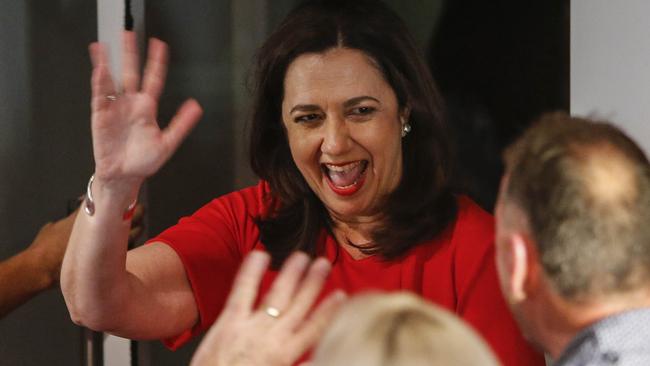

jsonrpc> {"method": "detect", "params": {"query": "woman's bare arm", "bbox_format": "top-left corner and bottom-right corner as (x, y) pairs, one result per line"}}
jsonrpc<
(60, 31), (202, 338)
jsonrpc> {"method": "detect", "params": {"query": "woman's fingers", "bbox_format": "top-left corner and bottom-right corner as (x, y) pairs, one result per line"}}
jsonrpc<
(291, 290), (347, 354)
(91, 65), (116, 112)
(92, 33), (167, 99)
(141, 38), (169, 100)
(260, 252), (311, 314)
(223, 251), (271, 317)
(122, 31), (140, 93)
(193, 252), (343, 366)
(161, 99), (203, 158)
(281, 258), (332, 328)
(89, 43), (117, 112)
(89, 42), (108, 68)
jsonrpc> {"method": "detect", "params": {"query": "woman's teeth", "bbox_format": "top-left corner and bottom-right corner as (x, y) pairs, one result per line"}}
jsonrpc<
(324, 161), (367, 188)
(325, 161), (362, 172)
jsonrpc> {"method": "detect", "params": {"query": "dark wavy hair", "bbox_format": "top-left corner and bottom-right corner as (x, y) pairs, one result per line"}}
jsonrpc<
(250, 0), (457, 268)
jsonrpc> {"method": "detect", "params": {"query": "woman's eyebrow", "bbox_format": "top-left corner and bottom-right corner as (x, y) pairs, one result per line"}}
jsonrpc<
(344, 96), (380, 108)
(289, 104), (321, 114)
(289, 96), (380, 114)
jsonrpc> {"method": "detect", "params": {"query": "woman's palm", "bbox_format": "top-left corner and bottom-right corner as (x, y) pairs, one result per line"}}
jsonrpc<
(89, 32), (202, 182)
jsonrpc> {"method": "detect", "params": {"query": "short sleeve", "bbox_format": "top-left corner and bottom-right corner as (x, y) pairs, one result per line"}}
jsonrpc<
(452, 196), (545, 366)
(147, 182), (269, 349)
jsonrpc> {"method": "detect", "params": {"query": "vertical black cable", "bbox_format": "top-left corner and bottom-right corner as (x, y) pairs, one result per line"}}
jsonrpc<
(125, 0), (133, 30)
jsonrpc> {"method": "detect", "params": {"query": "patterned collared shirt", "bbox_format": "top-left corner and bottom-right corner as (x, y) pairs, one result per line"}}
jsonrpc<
(554, 307), (650, 366)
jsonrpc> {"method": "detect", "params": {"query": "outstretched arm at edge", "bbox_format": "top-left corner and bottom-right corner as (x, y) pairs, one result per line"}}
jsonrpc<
(60, 31), (202, 339)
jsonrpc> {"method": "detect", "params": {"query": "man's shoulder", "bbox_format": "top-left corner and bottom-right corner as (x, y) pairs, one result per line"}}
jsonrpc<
(557, 307), (650, 366)
(596, 308), (650, 365)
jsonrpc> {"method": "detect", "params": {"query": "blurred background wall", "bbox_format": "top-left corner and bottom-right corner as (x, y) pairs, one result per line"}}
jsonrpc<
(0, 1), (94, 365)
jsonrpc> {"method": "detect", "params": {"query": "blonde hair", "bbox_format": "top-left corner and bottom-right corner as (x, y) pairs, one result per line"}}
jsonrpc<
(312, 292), (500, 366)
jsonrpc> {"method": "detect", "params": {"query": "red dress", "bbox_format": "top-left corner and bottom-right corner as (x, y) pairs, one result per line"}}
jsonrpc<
(150, 181), (544, 366)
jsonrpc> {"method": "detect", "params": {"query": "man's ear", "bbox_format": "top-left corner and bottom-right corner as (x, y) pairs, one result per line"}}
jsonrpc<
(504, 233), (539, 303)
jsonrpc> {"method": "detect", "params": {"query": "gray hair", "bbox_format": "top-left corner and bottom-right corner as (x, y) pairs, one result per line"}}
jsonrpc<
(503, 112), (650, 300)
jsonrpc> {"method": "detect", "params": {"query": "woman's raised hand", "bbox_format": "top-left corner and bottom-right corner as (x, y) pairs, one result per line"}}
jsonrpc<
(89, 31), (202, 186)
(190, 251), (347, 366)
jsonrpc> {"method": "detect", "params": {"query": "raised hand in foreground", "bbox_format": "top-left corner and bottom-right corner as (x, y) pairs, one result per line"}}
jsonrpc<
(190, 251), (347, 366)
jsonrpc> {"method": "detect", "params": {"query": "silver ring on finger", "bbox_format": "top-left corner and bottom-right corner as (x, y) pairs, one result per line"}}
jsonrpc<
(106, 94), (118, 101)
(265, 306), (281, 319)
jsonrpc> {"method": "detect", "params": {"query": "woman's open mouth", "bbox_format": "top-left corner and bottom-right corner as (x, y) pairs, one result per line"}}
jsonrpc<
(322, 160), (369, 196)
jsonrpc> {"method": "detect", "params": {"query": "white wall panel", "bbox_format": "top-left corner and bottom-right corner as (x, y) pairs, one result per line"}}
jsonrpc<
(571, 0), (650, 153)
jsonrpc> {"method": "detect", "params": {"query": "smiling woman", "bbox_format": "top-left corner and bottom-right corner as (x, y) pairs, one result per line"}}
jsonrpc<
(60, 0), (545, 365)
(282, 49), (405, 237)
(251, 2), (456, 264)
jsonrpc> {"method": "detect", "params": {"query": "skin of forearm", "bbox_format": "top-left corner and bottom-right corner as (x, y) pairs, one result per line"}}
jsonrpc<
(0, 248), (53, 318)
(61, 177), (140, 330)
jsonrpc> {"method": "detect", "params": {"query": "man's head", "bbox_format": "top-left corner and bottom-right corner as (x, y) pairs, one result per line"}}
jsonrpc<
(495, 112), (650, 353)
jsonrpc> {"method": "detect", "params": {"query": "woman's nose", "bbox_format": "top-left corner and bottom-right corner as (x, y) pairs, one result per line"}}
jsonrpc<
(321, 117), (352, 156)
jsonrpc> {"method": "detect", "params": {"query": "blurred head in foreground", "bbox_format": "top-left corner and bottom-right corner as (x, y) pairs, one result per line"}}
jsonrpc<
(312, 292), (499, 366)
(495, 112), (650, 360)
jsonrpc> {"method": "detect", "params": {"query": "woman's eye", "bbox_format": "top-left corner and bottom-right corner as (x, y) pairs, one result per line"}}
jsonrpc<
(294, 113), (321, 123)
(349, 106), (376, 118)
(352, 107), (375, 115)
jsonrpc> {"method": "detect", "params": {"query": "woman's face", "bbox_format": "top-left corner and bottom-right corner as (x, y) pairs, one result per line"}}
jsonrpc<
(281, 48), (405, 221)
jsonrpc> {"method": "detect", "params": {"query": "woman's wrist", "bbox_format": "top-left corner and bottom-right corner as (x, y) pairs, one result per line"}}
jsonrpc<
(88, 174), (142, 219)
